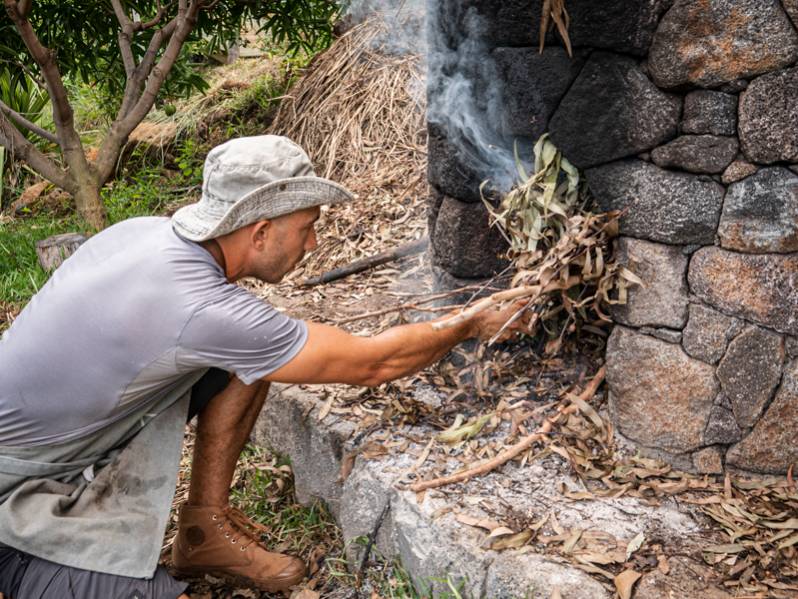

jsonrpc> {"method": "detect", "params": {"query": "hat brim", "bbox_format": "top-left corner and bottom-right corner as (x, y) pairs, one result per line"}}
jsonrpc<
(172, 176), (355, 242)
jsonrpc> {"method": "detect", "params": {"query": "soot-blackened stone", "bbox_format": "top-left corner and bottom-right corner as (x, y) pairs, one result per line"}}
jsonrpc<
(739, 66), (798, 164)
(649, 0), (798, 89)
(431, 0), (669, 55)
(431, 194), (509, 278)
(427, 122), (490, 204)
(651, 135), (739, 174)
(586, 159), (724, 245)
(492, 47), (587, 139)
(549, 52), (681, 169)
(681, 90), (738, 136)
(718, 167), (798, 253)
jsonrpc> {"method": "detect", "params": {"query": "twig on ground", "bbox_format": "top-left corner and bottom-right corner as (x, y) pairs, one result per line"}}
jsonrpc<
(408, 366), (606, 492)
(302, 237), (428, 286)
(355, 501), (391, 591)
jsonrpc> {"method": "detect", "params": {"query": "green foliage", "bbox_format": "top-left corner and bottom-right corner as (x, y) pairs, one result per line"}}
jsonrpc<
(0, 1), (341, 113)
(0, 69), (49, 140)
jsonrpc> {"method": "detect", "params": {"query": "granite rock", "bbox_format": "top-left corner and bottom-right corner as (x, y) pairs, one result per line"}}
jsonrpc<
(432, 0), (669, 55)
(681, 90), (738, 136)
(587, 160), (725, 245)
(682, 304), (743, 364)
(493, 47), (586, 139)
(704, 403), (744, 445)
(688, 247), (798, 335)
(727, 359), (798, 474)
(640, 327), (683, 344)
(648, 0), (798, 88)
(739, 66), (798, 164)
(718, 167), (798, 253)
(611, 238), (689, 329)
(787, 336), (798, 359)
(607, 326), (719, 453)
(549, 53), (680, 169)
(721, 160), (758, 185)
(783, 0), (798, 28)
(651, 135), (738, 174)
(431, 195), (509, 278)
(716, 326), (784, 428)
(692, 447), (724, 474)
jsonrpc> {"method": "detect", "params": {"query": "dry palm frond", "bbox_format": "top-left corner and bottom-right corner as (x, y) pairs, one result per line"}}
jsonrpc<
(435, 135), (640, 346)
(539, 0), (573, 57)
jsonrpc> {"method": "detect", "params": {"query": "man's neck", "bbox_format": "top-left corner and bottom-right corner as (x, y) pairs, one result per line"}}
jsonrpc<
(200, 239), (229, 279)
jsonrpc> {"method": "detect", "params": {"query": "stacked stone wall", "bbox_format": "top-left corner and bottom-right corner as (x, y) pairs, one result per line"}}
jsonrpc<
(427, 0), (798, 474)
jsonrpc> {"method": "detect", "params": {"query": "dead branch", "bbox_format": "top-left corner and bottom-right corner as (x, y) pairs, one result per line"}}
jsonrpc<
(0, 97), (58, 144)
(302, 237), (428, 286)
(408, 366), (606, 492)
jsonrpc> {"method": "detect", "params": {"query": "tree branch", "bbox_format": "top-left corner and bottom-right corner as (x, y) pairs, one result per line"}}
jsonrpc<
(95, 0), (203, 182)
(110, 0), (136, 79)
(0, 111), (72, 191)
(0, 98), (58, 144)
(135, 1), (167, 31)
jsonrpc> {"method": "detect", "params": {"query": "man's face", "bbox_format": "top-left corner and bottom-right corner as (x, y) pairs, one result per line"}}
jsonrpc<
(251, 206), (320, 283)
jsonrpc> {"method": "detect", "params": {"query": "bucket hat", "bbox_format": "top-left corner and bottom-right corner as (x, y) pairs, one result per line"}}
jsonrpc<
(172, 135), (354, 241)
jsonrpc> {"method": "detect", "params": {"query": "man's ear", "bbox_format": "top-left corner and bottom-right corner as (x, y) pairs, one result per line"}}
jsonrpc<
(250, 220), (272, 249)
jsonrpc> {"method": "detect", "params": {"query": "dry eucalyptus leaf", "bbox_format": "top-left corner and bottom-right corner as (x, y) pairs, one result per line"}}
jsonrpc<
(491, 529), (533, 550)
(625, 532), (645, 560)
(614, 569), (642, 599)
(455, 513), (503, 532)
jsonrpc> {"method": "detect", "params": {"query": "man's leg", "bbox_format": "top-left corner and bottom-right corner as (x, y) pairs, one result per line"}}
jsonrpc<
(172, 376), (306, 592)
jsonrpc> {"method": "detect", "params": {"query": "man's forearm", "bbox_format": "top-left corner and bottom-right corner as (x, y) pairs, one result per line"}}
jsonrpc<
(364, 314), (477, 385)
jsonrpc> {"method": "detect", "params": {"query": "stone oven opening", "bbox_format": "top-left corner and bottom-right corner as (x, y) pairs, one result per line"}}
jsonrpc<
(426, 0), (798, 476)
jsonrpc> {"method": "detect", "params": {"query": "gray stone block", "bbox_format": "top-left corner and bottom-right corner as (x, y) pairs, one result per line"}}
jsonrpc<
(704, 403), (744, 446)
(431, 195), (510, 278)
(611, 237), (689, 329)
(681, 90), (738, 136)
(689, 247), (798, 336)
(651, 135), (738, 174)
(649, 0), (798, 88)
(739, 66), (798, 164)
(727, 358), (798, 474)
(716, 326), (784, 429)
(549, 53), (681, 169)
(721, 160), (758, 185)
(586, 159), (725, 245)
(427, 122), (491, 204)
(607, 326), (718, 453)
(719, 167), (798, 253)
(682, 304), (743, 365)
(492, 47), (587, 139)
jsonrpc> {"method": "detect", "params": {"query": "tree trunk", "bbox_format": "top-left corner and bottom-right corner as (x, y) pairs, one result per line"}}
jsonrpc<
(35, 232), (87, 271)
(71, 170), (107, 230)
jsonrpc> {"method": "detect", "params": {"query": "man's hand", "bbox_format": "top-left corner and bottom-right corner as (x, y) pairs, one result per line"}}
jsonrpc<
(469, 300), (531, 343)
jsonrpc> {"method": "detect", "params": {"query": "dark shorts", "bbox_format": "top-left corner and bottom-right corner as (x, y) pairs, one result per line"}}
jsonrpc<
(187, 367), (231, 422)
(0, 547), (187, 599)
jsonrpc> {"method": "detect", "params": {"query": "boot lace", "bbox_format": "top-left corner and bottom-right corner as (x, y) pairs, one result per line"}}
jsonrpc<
(221, 506), (270, 552)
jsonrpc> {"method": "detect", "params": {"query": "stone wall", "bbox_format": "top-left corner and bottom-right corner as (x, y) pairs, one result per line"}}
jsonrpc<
(427, 0), (798, 474)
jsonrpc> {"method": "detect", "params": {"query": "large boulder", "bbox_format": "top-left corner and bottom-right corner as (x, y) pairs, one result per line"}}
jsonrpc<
(718, 167), (798, 253)
(681, 304), (743, 365)
(648, 0), (798, 88)
(716, 326), (784, 428)
(681, 90), (738, 136)
(739, 66), (798, 164)
(688, 247), (798, 336)
(610, 238), (689, 329)
(431, 195), (509, 278)
(607, 326), (719, 453)
(431, 0), (669, 55)
(651, 135), (738, 174)
(492, 47), (587, 139)
(427, 122), (496, 204)
(586, 160), (725, 245)
(549, 53), (681, 169)
(726, 359), (798, 473)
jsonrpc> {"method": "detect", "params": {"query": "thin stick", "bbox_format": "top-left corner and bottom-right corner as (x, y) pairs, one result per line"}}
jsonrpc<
(409, 366), (606, 492)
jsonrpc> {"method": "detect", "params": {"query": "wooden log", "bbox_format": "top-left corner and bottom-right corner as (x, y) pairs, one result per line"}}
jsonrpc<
(35, 232), (87, 272)
(302, 237), (429, 286)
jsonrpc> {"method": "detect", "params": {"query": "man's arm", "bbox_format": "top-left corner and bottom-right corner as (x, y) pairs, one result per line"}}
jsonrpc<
(264, 305), (521, 387)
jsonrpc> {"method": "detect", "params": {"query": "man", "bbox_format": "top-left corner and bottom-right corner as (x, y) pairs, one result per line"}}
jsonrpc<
(0, 135), (521, 598)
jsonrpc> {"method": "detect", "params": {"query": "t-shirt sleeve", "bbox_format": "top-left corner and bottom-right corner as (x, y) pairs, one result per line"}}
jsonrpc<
(176, 287), (308, 384)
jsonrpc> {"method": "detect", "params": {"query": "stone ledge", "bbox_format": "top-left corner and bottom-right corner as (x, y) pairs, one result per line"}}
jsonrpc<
(253, 383), (710, 597)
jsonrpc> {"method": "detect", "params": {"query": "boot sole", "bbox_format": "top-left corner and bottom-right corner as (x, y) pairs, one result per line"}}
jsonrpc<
(172, 565), (304, 593)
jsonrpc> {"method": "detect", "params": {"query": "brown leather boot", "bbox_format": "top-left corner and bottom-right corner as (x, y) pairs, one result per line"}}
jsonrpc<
(171, 503), (306, 592)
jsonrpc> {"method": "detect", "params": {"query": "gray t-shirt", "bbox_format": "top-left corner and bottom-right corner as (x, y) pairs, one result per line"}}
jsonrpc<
(0, 217), (307, 447)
